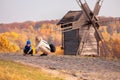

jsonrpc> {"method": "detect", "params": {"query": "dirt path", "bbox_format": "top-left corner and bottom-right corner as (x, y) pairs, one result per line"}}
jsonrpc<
(0, 53), (120, 80)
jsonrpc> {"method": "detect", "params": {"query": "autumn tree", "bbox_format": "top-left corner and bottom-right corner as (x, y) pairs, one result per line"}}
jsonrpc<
(0, 34), (19, 53)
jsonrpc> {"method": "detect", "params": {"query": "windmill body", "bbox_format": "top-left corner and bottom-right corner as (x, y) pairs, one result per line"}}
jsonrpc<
(57, 0), (106, 56)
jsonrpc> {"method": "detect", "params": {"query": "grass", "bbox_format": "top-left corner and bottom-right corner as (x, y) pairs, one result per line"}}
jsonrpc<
(0, 59), (64, 80)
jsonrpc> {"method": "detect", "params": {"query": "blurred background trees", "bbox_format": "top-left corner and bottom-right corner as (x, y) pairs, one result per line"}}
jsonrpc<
(0, 34), (19, 53)
(0, 19), (120, 58)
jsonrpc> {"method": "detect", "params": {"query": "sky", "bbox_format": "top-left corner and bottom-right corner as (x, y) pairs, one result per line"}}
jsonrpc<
(0, 0), (120, 23)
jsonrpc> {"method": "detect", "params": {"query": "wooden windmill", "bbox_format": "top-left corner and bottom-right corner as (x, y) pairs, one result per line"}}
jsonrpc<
(57, 0), (110, 56)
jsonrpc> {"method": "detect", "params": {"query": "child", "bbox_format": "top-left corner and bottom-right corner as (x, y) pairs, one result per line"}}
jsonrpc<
(23, 40), (33, 56)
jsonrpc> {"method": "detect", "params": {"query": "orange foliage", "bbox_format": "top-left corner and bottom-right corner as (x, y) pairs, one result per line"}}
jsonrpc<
(101, 26), (110, 41)
(0, 21), (62, 54)
(38, 23), (62, 46)
(106, 37), (120, 58)
(101, 25), (120, 58)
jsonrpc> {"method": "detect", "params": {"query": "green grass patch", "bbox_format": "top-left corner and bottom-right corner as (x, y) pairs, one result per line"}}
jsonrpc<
(0, 59), (64, 80)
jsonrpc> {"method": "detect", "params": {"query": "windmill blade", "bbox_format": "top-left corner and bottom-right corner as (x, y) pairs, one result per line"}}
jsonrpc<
(94, 23), (112, 56)
(77, 0), (93, 20)
(94, 26), (103, 41)
(76, 0), (101, 25)
(93, 0), (104, 16)
(76, 0), (111, 56)
(76, 0), (99, 27)
(76, 0), (103, 40)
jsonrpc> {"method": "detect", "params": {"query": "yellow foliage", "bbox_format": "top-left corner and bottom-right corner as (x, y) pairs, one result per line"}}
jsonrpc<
(101, 27), (110, 41)
(55, 46), (64, 55)
(3, 32), (10, 36)
(40, 24), (47, 29)
(0, 23), (62, 54)
(11, 32), (19, 38)
(100, 25), (120, 58)
(32, 46), (35, 54)
(0, 34), (20, 53)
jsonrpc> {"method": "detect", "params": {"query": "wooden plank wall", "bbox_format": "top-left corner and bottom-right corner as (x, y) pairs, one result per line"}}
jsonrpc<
(80, 27), (98, 55)
(64, 29), (79, 55)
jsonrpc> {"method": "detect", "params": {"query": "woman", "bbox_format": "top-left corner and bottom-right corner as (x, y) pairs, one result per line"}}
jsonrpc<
(35, 36), (56, 56)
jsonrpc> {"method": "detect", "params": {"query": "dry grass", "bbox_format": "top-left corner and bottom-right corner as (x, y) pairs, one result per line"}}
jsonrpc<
(0, 59), (64, 80)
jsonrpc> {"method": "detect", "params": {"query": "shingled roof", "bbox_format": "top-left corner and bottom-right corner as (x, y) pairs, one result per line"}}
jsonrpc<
(57, 10), (83, 25)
